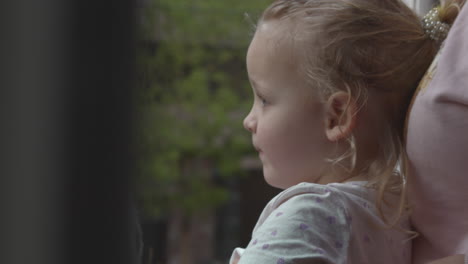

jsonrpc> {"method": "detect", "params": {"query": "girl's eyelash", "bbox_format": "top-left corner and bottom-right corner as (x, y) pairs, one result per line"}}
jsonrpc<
(256, 93), (268, 105)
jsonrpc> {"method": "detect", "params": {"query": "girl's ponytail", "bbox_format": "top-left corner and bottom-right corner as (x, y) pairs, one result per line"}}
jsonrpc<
(439, 0), (465, 25)
(423, 0), (466, 46)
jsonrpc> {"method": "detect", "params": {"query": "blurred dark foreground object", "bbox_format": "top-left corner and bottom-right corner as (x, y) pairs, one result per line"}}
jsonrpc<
(0, 0), (140, 264)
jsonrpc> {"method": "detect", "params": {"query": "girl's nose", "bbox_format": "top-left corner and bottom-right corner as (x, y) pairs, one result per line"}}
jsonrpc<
(243, 110), (257, 133)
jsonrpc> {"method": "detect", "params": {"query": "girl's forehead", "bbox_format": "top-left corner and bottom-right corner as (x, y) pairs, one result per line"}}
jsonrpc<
(247, 39), (293, 85)
(249, 22), (298, 65)
(247, 23), (321, 100)
(248, 21), (317, 89)
(256, 20), (296, 46)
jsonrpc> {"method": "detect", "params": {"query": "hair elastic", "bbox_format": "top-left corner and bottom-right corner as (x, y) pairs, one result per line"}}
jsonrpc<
(422, 7), (451, 45)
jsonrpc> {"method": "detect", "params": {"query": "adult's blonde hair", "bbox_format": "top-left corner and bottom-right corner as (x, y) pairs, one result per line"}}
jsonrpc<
(257, 0), (465, 229)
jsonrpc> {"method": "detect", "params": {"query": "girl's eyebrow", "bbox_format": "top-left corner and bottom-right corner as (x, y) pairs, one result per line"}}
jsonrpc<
(249, 77), (261, 90)
(249, 78), (268, 99)
(249, 79), (263, 97)
(248, 77), (256, 86)
(249, 76), (269, 96)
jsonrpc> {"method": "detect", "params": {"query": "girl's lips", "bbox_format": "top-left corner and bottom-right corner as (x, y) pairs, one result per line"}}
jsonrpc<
(258, 151), (264, 162)
(254, 146), (263, 159)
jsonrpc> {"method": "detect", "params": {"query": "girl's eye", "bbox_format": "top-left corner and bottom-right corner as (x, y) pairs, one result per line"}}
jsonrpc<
(257, 94), (268, 106)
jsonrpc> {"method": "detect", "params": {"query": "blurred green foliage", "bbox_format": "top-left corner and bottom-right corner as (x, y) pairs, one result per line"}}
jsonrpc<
(136, 0), (270, 218)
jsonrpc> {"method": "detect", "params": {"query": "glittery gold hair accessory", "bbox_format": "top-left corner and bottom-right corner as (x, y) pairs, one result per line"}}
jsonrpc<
(422, 7), (451, 45)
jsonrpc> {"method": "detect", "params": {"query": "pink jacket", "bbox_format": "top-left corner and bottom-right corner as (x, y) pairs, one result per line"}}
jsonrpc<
(406, 5), (468, 264)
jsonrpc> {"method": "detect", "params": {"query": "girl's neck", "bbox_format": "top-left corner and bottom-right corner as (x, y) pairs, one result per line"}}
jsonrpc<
(342, 174), (369, 183)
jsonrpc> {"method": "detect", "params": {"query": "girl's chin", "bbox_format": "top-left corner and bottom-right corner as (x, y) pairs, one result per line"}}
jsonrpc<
(263, 170), (320, 189)
(263, 173), (291, 190)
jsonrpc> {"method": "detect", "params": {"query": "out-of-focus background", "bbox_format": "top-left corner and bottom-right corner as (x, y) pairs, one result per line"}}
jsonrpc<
(134, 1), (280, 263)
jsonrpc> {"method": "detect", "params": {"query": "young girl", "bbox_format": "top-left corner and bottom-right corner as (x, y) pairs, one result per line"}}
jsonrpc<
(230, 0), (462, 263)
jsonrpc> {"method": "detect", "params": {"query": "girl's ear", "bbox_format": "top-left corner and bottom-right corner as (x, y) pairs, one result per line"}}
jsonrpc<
(324, 91), (357, 142)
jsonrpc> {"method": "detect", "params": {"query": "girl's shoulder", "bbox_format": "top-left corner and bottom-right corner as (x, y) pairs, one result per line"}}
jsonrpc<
(269, 181), (376, 211)
(254, 182), (372, 230)
(244, 183), (355, 264)
(255, 181), (403, 232)
(241, 182), (411, 264)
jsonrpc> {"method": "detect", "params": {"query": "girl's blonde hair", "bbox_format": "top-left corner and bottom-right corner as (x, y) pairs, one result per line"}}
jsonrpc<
(257, 0), (465, 230)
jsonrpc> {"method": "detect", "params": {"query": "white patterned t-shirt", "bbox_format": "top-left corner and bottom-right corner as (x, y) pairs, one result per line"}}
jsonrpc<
(230, 181), (411, 264)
